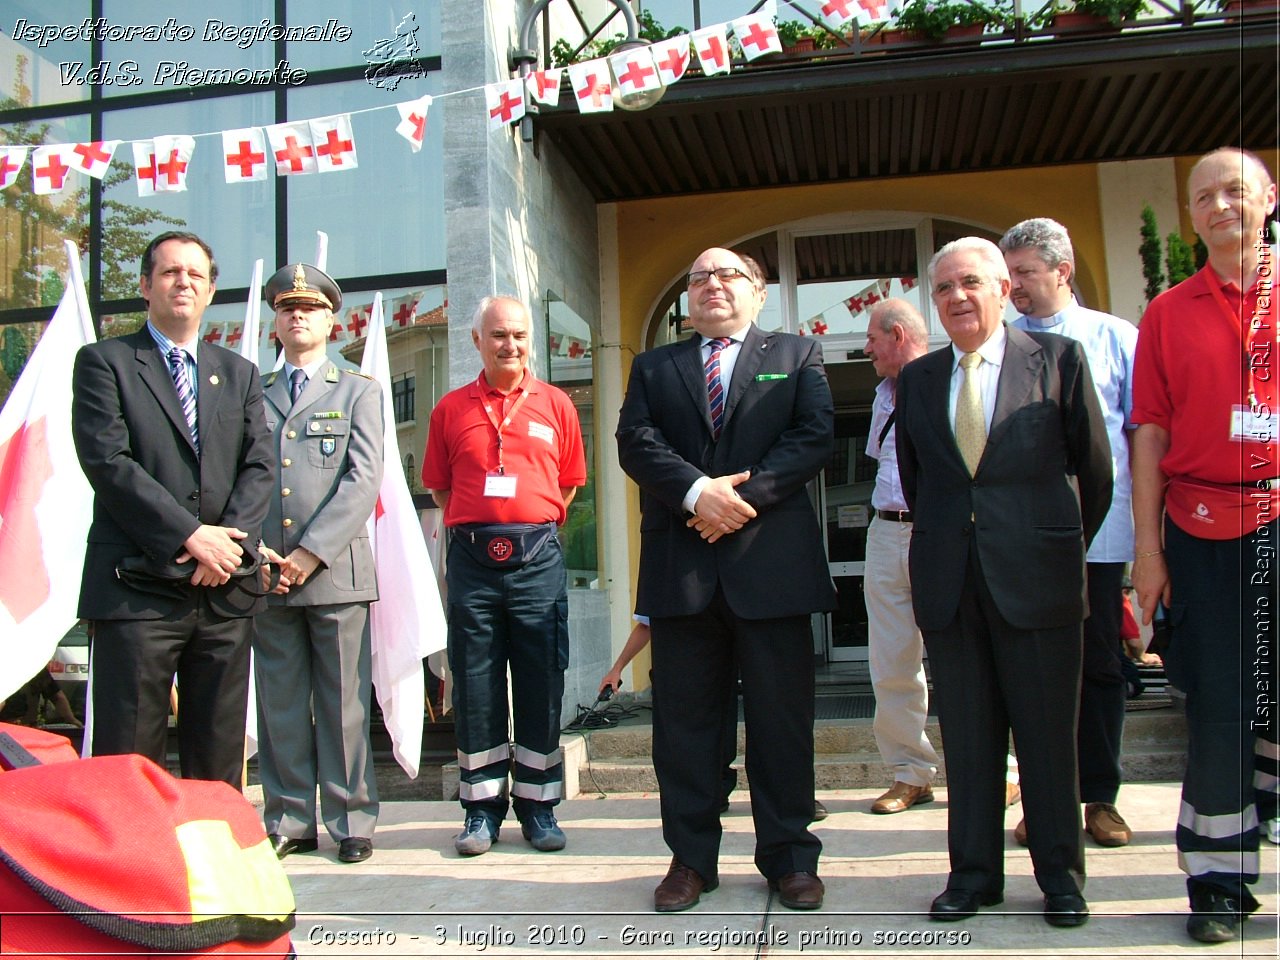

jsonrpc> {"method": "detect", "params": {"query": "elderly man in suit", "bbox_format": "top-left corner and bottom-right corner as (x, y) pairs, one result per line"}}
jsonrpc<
(616, 247), (836, 913)
(254, 264), (384, 864)
(71, 231), (275, 787)
(895, 237), (1111, 927)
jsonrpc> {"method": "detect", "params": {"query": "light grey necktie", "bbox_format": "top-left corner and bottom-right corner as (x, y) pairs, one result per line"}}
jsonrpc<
(955, 351), (985, 474)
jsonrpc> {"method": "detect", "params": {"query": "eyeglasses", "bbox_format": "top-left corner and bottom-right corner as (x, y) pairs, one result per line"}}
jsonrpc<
(931, 276), (989, 298)
(687, 266), (752, 287)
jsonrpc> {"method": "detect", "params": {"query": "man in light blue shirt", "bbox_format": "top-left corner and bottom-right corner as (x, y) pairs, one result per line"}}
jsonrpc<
(1000, 218), (1138, 849)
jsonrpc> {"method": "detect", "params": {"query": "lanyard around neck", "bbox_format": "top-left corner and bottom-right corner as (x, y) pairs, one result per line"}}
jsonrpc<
(477, 374), (531, 475)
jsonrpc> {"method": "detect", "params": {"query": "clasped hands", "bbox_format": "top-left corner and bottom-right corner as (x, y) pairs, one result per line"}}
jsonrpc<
(258, 544), (321, 595)
(687, 471), (756, 543)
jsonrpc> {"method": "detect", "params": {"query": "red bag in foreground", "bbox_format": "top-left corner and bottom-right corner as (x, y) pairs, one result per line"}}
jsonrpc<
(0, 723), (295, 958)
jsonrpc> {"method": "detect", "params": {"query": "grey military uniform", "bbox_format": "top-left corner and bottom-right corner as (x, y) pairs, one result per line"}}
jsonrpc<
(254, 359), (385, 844)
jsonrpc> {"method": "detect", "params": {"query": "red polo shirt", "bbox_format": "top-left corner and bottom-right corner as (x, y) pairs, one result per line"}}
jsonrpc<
(1132, 263), (1278, 538)
(421, 371), (587, 527)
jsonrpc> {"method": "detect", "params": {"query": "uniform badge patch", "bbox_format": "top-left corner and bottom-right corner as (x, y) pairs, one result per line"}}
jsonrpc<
(320, 437), (337, 456)
(487, 536), (514, 563)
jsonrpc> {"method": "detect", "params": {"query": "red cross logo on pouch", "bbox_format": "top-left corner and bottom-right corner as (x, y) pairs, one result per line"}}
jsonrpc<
(487, 536), (514, 563)
(738, 22), (776, 53)
(812, 319), (829, 336)
(575, 72), (609, 108)
(275, 136), (313, 173)
(699, 35), (727, 68)
(615, 57), (655, 91)
(316, 128), (354, 165)
(226, 139), (265, 178)
(156, 149), (187, 185)
(489, 91), (523, 124)
(35, 153), (70, 191)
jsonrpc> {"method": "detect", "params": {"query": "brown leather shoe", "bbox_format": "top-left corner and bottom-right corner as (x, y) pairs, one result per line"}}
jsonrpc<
(1013, 817), (1028, 846)
(871, 781), (934, 814)
(1085, 802), (1132, 847)
(770, 871), (824, 910)
(654, 859), (716, 912)
(1005, 782), (1022, 807)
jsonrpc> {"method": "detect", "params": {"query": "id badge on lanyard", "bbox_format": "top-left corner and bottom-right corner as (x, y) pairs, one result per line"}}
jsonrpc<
(479, 376), (530, 497)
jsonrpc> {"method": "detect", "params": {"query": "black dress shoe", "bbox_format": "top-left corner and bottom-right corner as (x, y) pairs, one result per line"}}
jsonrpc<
(338, 837), (373, 863)
(1043, 892), (1089, 927)
(268, 834), (318, 859)
(928, 888), (1002, 921)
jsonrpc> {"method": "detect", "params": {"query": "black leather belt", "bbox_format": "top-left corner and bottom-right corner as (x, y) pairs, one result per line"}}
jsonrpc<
(876, 509), (913, 523)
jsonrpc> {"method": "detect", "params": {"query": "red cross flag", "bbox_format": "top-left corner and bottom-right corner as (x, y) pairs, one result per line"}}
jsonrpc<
(526, 68), (563, 107)
(691, 25), (732, 76)
(132, 141), (160, 198)
(394, 95), (432, 153)
(855, 0), (893, 25)
(820, 0), (859, 28)
(222, 127), (269, 183)
(202, 326), (224, 345)
(265, 120), (317, 176)
(0, 147), (28, 190)
(310, 114), (358, 172)
(610, 46), (661, 97)
(485, 78), (526, 130)
(150, 135), (194, 194)
(30, 145), (77, 196)
(732, 14), (781, 61)
(390, 292), (422, 328)
(0, 240), (96, 703)
(224, 322), (244, 349)
(66, 140), (120, 180)
(651, 35), (692, 86)
(567, 60), (614, 114)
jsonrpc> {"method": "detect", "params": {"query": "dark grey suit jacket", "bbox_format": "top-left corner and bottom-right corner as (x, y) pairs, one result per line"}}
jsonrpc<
(895, 325), (1112, 632)
(616, 325), (838, 621)
(72, 327), (276, 620)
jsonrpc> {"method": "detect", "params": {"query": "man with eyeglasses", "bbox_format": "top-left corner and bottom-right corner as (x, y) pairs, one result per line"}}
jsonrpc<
(617, 247), (836, 913)
(895, 237), (1111, 928)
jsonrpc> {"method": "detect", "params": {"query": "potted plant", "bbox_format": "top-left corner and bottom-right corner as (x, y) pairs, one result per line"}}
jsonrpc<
(1052, 0), (1146, 30)
(891, 0), (1008, 41)
(776, 20), (818, 52)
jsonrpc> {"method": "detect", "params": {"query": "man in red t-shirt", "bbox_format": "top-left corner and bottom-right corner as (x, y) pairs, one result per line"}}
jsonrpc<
(420, 296), (586, 857)
(1131, 147), (1279, 944)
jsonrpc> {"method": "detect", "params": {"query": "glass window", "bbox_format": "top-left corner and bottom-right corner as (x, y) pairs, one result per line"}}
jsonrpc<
(3, 0), (91, 107)
(99, 94), (275, 303)
(100, 0), (277, 97)
(0, 113), (92, 310)
(286, 0), (440, 71)
(391, 371), (415, 423)
(285, 77), (444, 278)
(794, 229), (919, 339)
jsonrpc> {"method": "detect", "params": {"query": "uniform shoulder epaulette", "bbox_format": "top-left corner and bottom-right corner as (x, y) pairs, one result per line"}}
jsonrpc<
(343, 369), (374, 380)
(263, 370), (280, 387)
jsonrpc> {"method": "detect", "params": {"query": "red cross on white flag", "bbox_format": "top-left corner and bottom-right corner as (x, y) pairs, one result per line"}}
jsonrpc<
(820, 0), (858, 28)
(811, 317), (829, 335)
(526, 68), (563, 107)
(132, 141), (160, 198)
(566, 60), (614, 114)
(855, 0), (893, 25)
(66, 140), (120, 179)
(222, 127), (269, 183)
(485, 78), (527, 130)
(0, 147), (28, 190)
(149, 135), (194, 193)
(731, 14), (781, 61)
(224, 323), (243, 348)
(394, 95), (432, 153)
(391, 292), (422, 328)
(610, 46), (661, 96)
(650, 36), (692, 86)
(31, 145), (76, 195)
(310, 114), (358, 172)
(202, 326), (224, 345)
(265, 121), (318, 176)
(691, 25), (732, 76)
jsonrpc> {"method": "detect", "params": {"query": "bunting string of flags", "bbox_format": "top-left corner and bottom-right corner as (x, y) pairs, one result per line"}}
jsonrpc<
(0, 4), (902, 194)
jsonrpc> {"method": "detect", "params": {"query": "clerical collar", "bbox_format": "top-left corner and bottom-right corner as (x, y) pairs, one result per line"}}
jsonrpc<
(1019, 299), (1076, 329)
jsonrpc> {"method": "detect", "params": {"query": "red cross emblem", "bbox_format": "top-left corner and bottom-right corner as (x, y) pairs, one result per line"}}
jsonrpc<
(845, 295), (865, 313)
(348, 310), (369, 337)
(0, 153), (21, 184)
(275, 135), (314, 173)
(136, 154), (158, 190)
(823, 0), (855, 17)
(35, 153), (70, 190)
(487, 536), (514, 563)
(575, 72), (609, 107)
(316, 128), (354, 165)
(329, 324), (341, 342)
(202, 327), (223, 344)
(615, 57), (655, 91)
(406, 112), (426, 142)
(226, 139), (266, 178)
(225, 326), (243, 347)
(900, 276), (917, 291)
(738, 22), (776, 52)
(531, 71), (558, 100)
(489, 91), (523, 124)
(699, 35), (727, 68)
(863, 290), (881, 307)
(858, 0), (887, 16)
(156, 149), (187, 186)
(73, 141), (112, 169)
(567, 340), (585, 359)
(656, 47), (688, 77)
(393, 301), (414, 327)
(549, 334), (561, 352)
(812, 319), (829, 336)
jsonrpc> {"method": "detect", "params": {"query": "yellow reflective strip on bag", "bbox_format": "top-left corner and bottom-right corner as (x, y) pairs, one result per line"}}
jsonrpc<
(176, 820), (295, 923)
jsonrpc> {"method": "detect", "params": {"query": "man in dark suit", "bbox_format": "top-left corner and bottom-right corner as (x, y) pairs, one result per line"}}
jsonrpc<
(72, 231), (275, 787)
(616, 247), (836, 913)
(254, 264), (383, 864)
(895, 237), (1111, 927)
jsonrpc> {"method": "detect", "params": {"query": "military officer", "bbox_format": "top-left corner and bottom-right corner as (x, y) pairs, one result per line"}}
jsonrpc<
(255, 263), (385, 864)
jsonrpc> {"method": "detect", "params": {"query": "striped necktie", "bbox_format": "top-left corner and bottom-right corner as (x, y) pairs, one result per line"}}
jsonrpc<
(705, 337), (731, 438)
(166, 346), (199, 453)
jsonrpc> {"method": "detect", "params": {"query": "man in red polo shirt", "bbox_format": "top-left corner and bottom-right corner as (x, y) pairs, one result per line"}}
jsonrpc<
(1132, 147), (1278, 943)
(421, 295), (586, 857)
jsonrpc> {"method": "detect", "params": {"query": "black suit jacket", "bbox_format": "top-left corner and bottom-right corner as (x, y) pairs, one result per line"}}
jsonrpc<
(616, 326), (838, 620)
(895, 325), (1112, 632)
(71, 327), (276, 620)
